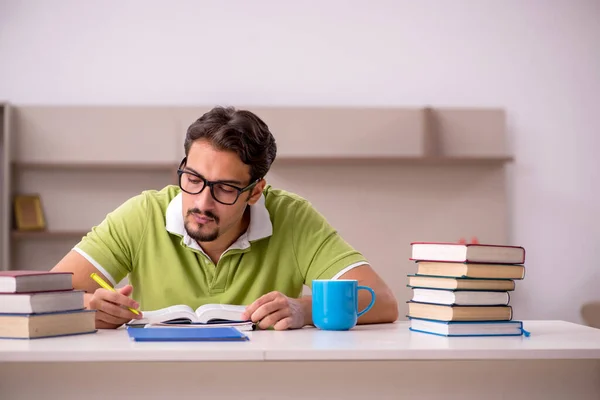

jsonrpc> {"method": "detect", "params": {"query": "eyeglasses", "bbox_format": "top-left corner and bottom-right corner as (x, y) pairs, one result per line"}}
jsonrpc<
(176, 158), (260, 205)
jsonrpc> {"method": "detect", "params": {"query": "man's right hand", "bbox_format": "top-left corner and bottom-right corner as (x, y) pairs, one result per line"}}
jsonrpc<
(87, 284), (143, 329)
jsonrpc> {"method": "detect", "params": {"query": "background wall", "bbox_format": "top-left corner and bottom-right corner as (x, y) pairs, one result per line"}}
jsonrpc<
(1, 0), (599, 324)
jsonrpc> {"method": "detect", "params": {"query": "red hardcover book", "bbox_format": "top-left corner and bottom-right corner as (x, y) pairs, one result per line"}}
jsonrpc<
(410, 242), (525, 264)
(0, 271), (73, 293)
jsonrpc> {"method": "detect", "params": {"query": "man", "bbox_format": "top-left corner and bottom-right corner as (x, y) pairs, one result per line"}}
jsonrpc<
(51, 106), (399, 330)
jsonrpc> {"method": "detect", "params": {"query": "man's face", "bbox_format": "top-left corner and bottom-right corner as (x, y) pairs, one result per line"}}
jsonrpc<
(181, 139), (263, 243)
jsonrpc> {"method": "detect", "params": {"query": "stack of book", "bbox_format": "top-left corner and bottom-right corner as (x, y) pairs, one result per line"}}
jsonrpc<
(0, 271), (97, 339)
(406, 241), (529, 337)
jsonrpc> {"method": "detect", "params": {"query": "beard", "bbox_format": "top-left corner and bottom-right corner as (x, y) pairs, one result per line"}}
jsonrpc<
(184, 208), (220, 242)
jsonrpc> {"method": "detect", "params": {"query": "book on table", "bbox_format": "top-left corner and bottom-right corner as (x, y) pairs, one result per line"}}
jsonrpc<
(0, 270), (97, 339)
(408, 317), (526, 337)
(130, 303), (255, 330)
(126, 326), (249, 342)
(410, 242), (525, 264)
(407, 241), (527, 336)
(0, 309), (97, 339)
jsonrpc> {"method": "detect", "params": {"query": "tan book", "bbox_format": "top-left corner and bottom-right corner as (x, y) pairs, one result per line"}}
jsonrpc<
(416, 262), (525, 280)
(407, 275), (516, 291)
(0, 309), (96, 339)
(408, 301), (513, 321)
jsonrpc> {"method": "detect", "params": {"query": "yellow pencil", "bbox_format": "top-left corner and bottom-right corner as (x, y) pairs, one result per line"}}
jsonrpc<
(90, 272), (140, 315)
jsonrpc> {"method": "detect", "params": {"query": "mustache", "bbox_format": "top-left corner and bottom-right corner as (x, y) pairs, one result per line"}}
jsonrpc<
(187, 208), (219, 223)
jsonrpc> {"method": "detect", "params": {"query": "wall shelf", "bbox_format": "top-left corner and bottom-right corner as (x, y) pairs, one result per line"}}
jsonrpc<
(1, 104), (514, 274)
(12, 162), (179, 171)
(12, 156), (514, 171)
(11, 230), (88, 240)
(273, 155), (514, 166)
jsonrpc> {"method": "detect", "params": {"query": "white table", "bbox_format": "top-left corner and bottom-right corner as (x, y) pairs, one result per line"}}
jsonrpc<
(1, 320), (599, 399)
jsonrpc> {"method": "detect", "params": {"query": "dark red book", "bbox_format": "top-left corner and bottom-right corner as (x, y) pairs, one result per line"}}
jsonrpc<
(0, 271), (73, 293)
(410, 242), (525, 264)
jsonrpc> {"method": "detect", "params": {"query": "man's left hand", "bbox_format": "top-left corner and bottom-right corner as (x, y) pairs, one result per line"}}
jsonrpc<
(242, 291), (309, 330)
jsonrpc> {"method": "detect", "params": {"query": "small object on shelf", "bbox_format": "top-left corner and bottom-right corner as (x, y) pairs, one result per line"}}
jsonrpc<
(13, 194), (46, 231)
(458, 236), (479, 244)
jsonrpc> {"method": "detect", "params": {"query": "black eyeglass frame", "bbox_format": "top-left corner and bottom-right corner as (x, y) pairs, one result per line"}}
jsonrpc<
(176, 157), (261, 205)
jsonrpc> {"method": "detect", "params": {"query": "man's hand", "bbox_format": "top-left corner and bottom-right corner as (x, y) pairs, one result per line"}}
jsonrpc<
(87, 284), (143, 329)
(242, 291), (311, 330)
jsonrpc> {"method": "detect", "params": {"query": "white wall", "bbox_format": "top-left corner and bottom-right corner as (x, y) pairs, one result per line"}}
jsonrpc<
(1, 0), (599, 324)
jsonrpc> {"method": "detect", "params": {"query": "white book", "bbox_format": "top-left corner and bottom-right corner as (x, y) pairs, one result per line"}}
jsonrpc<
(0, 290), (84, 314)
(411, 288), (510, 306)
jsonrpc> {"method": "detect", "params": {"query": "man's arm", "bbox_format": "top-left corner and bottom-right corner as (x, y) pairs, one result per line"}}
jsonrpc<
(53, 251), (108, 300)
(51, 251), (141, 329)
(242, 264), (398, 329)
(243, 199), (399, 329)
(289, 264), (399, 327)
(336, 264), (399, 324)
(50, 193), (149, 328)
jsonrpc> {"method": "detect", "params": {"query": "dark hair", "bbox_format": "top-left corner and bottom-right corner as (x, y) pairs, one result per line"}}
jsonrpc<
(184, 106), (277, 182)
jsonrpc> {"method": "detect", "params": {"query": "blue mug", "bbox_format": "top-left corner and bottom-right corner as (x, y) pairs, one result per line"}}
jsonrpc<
(312, 279), (376, 330)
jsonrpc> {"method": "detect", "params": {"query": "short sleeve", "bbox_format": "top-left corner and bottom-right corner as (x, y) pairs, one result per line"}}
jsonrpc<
(292, 200), (368, 288)
(74, 193), (148, 285)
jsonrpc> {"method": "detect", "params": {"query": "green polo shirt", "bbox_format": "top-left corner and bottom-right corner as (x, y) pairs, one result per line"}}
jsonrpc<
(74, 185), (368, 311)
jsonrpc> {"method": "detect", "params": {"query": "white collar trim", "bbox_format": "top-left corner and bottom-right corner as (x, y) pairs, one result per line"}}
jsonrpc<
(165, 192), (273, 254)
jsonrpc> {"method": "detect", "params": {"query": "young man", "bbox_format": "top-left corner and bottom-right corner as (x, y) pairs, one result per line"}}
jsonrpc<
(51, 106), (399, 330)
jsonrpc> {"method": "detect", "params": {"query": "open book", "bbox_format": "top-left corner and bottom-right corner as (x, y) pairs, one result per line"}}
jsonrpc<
(130, 304), (254, 330)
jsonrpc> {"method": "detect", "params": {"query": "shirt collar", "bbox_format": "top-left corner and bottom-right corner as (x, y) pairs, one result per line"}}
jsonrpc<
(165, 191), (273, 253)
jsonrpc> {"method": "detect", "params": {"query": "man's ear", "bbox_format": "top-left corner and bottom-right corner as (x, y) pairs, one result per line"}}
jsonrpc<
(247, 179), (266, 205)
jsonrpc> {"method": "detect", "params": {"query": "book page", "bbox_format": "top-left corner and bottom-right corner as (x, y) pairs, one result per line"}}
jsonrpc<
(194, 304), (247, 323)
(135, 305), (196, 324)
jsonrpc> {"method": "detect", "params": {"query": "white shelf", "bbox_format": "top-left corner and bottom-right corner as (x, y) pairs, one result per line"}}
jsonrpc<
(3, 105), (514, 285)
(11, 230), (88, 240)
(273, 155), (514, 166)
(12, 161), (179, 171)
(11, 156), (514, 171)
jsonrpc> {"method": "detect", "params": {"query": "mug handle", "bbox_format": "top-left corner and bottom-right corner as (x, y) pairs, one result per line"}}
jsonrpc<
(357, 286), (376, 317)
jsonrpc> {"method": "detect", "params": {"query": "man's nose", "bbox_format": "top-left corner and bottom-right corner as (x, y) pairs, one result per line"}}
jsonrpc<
(194, 185), (216, 209)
